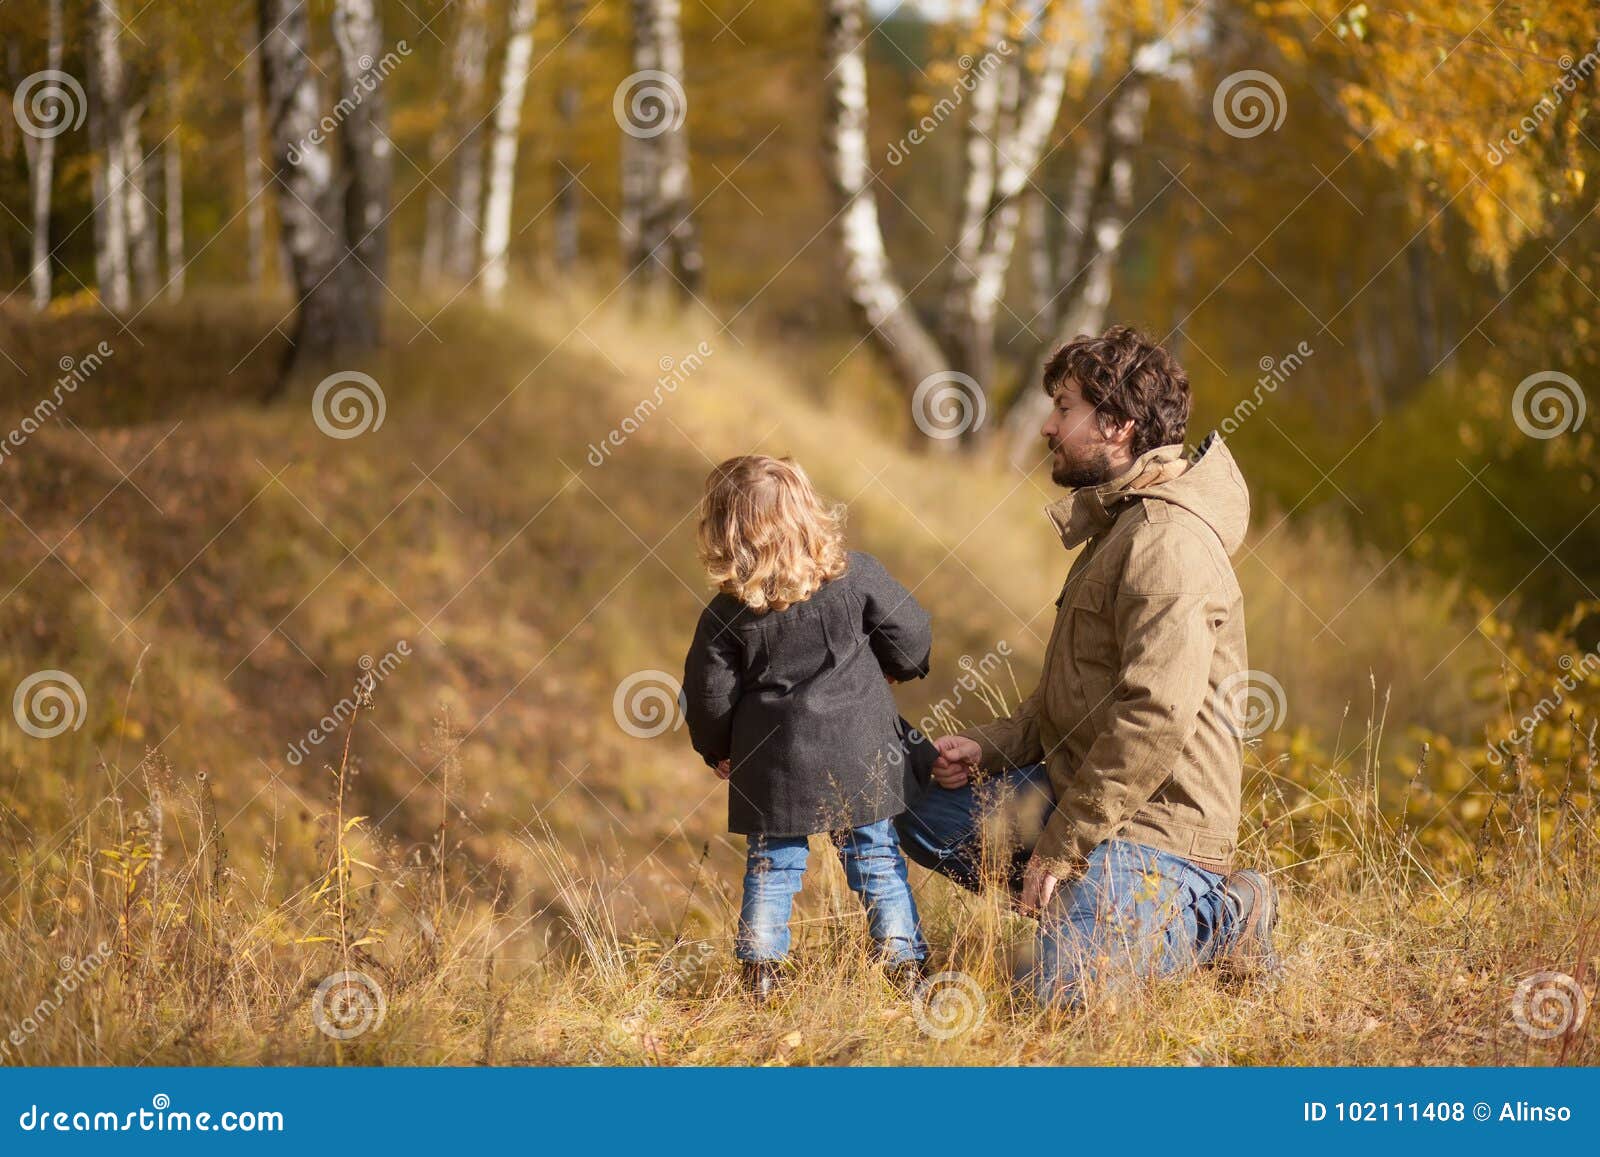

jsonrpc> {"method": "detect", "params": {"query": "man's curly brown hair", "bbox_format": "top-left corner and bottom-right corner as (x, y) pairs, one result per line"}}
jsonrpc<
(1042, 325), (1191, 457)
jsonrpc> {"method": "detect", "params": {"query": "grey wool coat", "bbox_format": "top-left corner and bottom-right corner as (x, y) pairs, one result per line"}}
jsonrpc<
(683, 551), (935, 837)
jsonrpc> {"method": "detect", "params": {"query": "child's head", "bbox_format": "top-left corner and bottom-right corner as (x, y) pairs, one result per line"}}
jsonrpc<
(697, 455), (847, 612)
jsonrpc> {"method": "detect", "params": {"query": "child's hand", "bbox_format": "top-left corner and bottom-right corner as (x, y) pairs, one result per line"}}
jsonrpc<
(715, 758), (732, 779)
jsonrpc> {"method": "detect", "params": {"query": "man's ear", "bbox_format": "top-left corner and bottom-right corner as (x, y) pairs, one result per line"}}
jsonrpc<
(1107, 418), (1137, 452)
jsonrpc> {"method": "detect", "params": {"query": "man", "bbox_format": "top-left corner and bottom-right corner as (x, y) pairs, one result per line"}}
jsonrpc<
(897, 324), (1281, 1006)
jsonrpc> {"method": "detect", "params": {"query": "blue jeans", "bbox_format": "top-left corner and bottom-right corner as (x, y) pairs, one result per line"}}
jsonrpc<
(736, 819), (928, 965)
(896, 763), (1238, 1006)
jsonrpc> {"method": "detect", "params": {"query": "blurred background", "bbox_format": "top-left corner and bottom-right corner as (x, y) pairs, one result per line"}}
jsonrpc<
(0, 0), (1596, 1063)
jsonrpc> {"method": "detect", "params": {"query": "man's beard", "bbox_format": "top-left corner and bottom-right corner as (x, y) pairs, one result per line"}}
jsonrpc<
(1050, 442), (1116, 489)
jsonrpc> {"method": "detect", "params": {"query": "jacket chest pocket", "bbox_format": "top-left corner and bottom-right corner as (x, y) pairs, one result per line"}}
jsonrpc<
(1063, 577), (1118, 732)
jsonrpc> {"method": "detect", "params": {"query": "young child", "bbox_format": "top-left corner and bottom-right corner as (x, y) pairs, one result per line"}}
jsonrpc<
(682, 455), (934, 1002)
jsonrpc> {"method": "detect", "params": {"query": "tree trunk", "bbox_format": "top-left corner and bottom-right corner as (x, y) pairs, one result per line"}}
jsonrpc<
(480, 0), (538, 304)
(1001, 62), (1153, 464)
(123, 102), (161, 302)
(20, 0), (65, 310)
(242, 28), (267, 287)
(332, 0), (391, 345)
(421, 0), (489, 286)
(259, 0), (349, 386)
(823, 0), (946, 396)
(552, 0), (586, 271)
(92, 0), (132, 312)
(163, 60), (185, 301)
(620, 0), (701, 296)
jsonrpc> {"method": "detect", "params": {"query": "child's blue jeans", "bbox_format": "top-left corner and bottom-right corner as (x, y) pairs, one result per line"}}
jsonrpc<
(736, 818), (928, 965)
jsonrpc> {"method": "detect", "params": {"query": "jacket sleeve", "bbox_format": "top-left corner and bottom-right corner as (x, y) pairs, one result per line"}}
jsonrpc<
(958, 688), (1045, 772)
(682, 604), (743, 769)
(1032, 523), (1221, 876)
(855, 554), (933, 681)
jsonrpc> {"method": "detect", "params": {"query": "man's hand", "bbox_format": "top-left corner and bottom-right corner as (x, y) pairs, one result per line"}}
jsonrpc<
(931, 735), (982, 789)
(1018, 853), (1061, 916)
(714, 758), (732, 780)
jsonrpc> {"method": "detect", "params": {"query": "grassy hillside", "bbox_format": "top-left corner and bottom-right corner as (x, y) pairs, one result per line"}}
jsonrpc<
(0, 292), (1592, 1065)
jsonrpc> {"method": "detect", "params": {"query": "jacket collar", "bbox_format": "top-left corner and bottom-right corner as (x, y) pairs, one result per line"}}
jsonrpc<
(1044, 443), (1188, 550)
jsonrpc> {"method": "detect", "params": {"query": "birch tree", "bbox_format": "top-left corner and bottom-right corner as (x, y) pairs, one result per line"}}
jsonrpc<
(552, 0), (587, 271)
(164, 58), (184, 301)
(259, 0), (349, 381)
(480, 0), (538, 304)
(242, 27), (267, 287)
(619, 0), (701, 296)
(92, 0), (132, 312)
(18, 0), (65, 309)
(123, 102), (161, 302)
(332, 0), (392, 345)
(420, 0), (490, 286)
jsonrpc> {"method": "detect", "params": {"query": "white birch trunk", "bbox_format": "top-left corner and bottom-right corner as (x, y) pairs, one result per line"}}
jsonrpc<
(22, 0), (64, 309)
(163, 61), (184, 301)
(824, 0), (946, 396)
(332, 0), (391, 345)
(93, 0), (132, 312)
(123, 103), (161, 302)
(480, 0), (537, 304)
(242, 28), (267, 287)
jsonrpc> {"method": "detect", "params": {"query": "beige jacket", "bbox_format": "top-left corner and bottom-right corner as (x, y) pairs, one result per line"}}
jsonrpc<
(961, 435), (1249, 876)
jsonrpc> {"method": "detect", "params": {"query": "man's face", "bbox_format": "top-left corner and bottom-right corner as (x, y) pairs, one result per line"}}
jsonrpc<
(1040, 378), (1121, 489)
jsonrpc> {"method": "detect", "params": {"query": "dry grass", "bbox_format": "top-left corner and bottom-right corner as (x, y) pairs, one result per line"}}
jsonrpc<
(0, 290), (1592, 1066)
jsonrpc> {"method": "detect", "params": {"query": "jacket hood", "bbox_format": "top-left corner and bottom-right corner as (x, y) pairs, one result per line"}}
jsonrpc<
(1046, 433), (1250, 555)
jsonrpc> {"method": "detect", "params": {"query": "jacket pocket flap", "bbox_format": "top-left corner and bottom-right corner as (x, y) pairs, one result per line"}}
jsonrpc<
(1069, 578), (1108, 612)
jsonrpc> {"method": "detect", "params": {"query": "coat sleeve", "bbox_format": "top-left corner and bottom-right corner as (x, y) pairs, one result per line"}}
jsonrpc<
(1032, 523), (1222, 875)
(682, 604), (743, 769)
(959, 688), (1045, 772)
(855, 553), (933, 681)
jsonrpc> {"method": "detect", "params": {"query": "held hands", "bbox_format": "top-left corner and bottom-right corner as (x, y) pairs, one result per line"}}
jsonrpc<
(930, 735), (982, 790)
(1017, 854), (1061, 916)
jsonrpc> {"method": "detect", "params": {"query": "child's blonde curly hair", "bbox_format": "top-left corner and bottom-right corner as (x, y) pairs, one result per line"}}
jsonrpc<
(696, 455), (848, 613)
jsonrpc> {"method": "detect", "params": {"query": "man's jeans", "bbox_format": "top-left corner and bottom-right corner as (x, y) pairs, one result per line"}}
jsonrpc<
(736, 819), (928, 965)
(896, 762), (1239, 1006)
